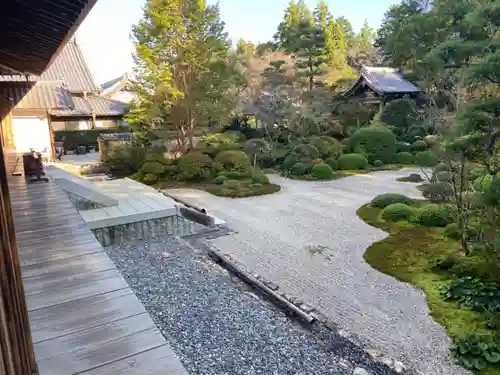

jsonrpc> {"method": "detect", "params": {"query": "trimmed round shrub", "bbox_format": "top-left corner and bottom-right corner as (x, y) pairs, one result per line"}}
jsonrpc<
(349, 125), (397, 164)
(381, 203), (416, 222)
(311, 164), (334, 180)
(215, 175), (228, 184)
(473, 174), (493, 191)
(291, 162), (309, 176)
(424, 135), (439, 147)
(434, 163), (451, 173)
(373, 160), (384, 167)
(282, 154), (300, 170)
(143, 173), (158, 185)
(411, 140), (427, 152)
(396, 141), (411, 153)
(309, 136), (341, 158)
(396, 152), (413, 164)
(421, 182), (453, 203)
(145, 153), (169, 164)
(141, 161), (164, 175)
(326, 158), (338, 170)
(397, 173), (423, 183)
(252, 173), (269, 185)
(414, 151), (438, 167)
(293, 144), (320, 159)
(312, 158), (324, 165)
(215, 150), (251, 170)
(412, 204), (456, 227)
(435, 170), (453, 182)
(177, 152), (213, 180)
(371, 193), (412, 208)
(338, 153), (368, 170)
(244, 138), (270, 157)
(444, 223), (460, 240)
(271, 148), (289, 164)
(256, 154), (276, 168)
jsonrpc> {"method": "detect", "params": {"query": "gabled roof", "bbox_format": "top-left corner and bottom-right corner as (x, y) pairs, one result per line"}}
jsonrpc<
(101, 72), (134, 97)
(0, 40), (99, 93)
(344, 66), (422, 97)
(0, 82), (71, 110)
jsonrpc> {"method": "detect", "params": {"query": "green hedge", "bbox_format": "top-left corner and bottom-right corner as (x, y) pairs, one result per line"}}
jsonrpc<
(54, 128), (128, 150)
(311, 164), (334, 180)
(396, 152), (413, 164)
(338, 153), (368, 170)
(349, 125), (397, 163)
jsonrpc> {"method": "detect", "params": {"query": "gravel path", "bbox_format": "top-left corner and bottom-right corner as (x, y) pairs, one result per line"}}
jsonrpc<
(165, 168), (469, 375)
(106, 236), (400, 375)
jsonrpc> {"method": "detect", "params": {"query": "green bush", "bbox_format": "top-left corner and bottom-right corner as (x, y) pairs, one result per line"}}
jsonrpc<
(197, 132), (243, 157)
(435, 170), (453, 182)
(349, 125), (397, 164)
(244, 138), (270, 158)
(421, 182), (453, 203)
(396, 141), (411, 153)
(252, 173), (270, 185)
(373, 160), (384, 167)
(177, 152), (213, 180)
(338, 153), (368, 170)
(271, 148), (289, 164)
(104, 143), (147, 178)
(214, 175), (228, 184)
(411, 140), (427, 152)
(397, 173), (423, 183)
(381, 203), (416, 222)
(222, 179), (241, 189)
(371, 193), (413, 208)
(309, 136), (341, 158)
(256, 154), (276, 168)
(143, 173), (158, 185)
(473, 174), (493, 191)
(444, 223), (460, 240)
(396, 152), (413, 164)
(412, 204), (456, 227)
(291, 162), (309, 176)
(293, 144), (320, 159)
(54, 128), (128, 150)
(415, 151), (438, 167)
(141, 161), (164, 175)
(282, 154), (300, 170)
(468, 166), (487, 181)
(311, 164), (334, 180)
(434, 163), (451, 173)
(144, 153), (169, 164)
(326, 158), (338, 170)
(215, 150), (251, 170)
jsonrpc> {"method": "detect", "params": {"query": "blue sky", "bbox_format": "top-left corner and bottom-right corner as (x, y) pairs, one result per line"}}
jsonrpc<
(76, 0), (398, 84)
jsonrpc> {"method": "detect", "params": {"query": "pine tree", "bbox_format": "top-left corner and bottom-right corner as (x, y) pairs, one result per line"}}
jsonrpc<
(274, 0), (313, 51)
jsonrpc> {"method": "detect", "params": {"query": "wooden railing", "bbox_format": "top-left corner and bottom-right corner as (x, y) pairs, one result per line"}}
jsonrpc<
(0, 147), (37, 375)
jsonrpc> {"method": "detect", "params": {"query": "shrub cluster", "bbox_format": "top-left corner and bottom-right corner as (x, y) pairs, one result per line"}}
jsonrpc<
(381, 203), (416, 222)
(349, 125), (397, 164)
(338, 153), (368, 170)
(371, 193), (413, 208)
(411, 204), (456, 227)
(415, 151), (438, 167)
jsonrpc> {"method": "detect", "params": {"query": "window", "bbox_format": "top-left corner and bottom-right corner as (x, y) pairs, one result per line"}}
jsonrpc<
(95, 120), (118, 129)
(50, 120), (92, 131)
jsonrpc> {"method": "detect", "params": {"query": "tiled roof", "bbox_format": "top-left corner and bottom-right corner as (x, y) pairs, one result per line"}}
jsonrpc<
(41, 39), (100, 92)
(361, 66), (421, 94)
(344, 66), (422, 97)
(0, 39), (99, 93)
(86, 96), (128, 116)
(0, 82), (71, 109)
(101, 75), (124, 91)
(49, 95), (128, 117)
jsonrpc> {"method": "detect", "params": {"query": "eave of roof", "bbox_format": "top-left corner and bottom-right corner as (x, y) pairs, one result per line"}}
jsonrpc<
(0, 0), (97, 75)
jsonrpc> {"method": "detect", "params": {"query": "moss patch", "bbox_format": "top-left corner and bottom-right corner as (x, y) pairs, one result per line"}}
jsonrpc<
(358, 203), (500, 375)
(159, 180), (281, 198)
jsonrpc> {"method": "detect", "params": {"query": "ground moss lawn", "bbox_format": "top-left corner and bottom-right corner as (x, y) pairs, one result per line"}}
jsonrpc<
(357, 202), (500, 375)
(159, 180), (281, 198)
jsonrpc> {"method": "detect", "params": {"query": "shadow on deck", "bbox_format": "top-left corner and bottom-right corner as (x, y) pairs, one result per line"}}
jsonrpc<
(9, 175), (188, 375)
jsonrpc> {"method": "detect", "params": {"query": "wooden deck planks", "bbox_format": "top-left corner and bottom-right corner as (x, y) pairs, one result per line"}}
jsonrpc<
(8, 176), (188, 375)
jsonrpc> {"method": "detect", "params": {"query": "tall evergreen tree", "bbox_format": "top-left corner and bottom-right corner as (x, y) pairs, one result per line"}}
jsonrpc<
(274, 0), (313, 50)
(128, 0), (243, 152)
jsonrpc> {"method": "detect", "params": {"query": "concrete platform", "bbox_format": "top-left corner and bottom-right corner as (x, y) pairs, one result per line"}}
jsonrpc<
(79, 179), (178, 229)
